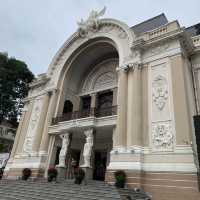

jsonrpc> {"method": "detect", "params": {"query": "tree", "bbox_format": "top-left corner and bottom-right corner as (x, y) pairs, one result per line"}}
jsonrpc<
(0, 52), (34, 125)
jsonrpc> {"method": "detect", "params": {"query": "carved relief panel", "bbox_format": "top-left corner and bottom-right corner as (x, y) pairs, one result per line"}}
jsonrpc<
(81, 59), (118, 94)
(152, 75), (168, 111)
(152, 121), (173, 151)
(149, 60), (175, 152)
(23, 97), (43, 153)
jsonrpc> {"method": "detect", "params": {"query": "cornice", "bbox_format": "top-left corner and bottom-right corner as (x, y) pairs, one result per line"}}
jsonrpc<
(131, 21), (195, 56)
(29, 74), (50, 89)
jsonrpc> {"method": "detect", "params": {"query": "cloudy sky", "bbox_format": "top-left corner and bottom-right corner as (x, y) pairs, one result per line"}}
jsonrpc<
(0, 0), (199, 75)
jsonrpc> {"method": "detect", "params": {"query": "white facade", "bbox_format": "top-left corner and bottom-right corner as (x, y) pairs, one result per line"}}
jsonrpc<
(4, 10), (200, 199)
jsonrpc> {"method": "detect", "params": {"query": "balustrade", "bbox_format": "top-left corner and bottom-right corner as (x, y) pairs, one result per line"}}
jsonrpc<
(52, 106), (117, 125)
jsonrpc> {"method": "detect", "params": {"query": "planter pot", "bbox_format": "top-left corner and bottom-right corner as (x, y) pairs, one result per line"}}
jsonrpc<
(22, 175), (29, 181)
(48, 176), (53, 182)
(115, 181), (125, 188)
(22, 168), (32, 181)
(74, 177), (84, 184)
(74, 168), (85, 184)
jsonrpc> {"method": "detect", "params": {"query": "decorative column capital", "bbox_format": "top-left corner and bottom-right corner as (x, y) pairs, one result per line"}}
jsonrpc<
(117, 62), (142, 72)
(84, 128), (94, 136)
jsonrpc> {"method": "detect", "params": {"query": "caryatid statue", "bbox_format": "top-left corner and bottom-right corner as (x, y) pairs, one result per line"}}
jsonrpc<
(81, 129), (94, 168)
(57, 133), (70, 168)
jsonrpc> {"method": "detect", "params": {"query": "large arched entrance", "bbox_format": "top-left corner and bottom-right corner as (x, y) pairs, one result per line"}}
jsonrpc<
(49, 38), (119, 180)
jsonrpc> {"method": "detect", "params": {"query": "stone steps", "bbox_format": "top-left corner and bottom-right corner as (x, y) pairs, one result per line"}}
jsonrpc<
(0, 181), (118, 197)
(0, 179), (151, 200)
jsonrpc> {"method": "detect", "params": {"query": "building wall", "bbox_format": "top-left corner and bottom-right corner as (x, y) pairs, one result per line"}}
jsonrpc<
(4, 14), (200, 199)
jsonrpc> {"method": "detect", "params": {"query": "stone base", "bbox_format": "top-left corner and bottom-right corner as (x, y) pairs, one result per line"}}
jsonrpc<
(56, 166), (67, 180)
(81, 167), (93, 184)
(105, 170), (200, 200)
(4, 168), (45, 180)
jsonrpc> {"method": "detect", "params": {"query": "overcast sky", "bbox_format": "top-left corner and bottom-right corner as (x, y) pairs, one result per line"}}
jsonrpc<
(0, 0), (199, 75)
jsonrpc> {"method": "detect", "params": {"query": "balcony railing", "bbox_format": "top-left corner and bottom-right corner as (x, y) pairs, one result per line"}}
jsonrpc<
(52, 106), (117, 125)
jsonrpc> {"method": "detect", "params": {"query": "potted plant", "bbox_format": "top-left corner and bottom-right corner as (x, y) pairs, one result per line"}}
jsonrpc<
(0, 168), (4, 180)
(22, 168), (32, 180)
(47, 167), (58, 182)
(74, 167), (85, 184)
(114, 170), (126, 188)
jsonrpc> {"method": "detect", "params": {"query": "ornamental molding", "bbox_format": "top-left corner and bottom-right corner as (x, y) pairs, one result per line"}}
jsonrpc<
(152, 121), (174, 151)
(150, 43), (170, 55)
(52, 20), (132, 67)
(81, 59), (118, 93)
(152, 75), (168, 110)
(117, 62), (143, 72)
(47, 17), (135, 79)
(23, 98), (42, 154)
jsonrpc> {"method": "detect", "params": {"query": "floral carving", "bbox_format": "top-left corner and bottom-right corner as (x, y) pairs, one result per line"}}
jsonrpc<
(152, 122), (173, 150)
(152, 75), (168, 110)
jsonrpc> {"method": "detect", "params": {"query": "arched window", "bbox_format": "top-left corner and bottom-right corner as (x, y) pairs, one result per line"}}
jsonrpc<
(97, 91), (113, 109)
(63, 100), (73, 114)
(96, 91), (113, 117)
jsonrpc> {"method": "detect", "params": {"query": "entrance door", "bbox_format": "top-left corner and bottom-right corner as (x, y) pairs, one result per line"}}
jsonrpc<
(66, 149), (80, 179)
(93, 151), (107, 181)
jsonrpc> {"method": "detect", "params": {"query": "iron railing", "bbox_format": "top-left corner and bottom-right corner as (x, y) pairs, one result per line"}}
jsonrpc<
(52, 106), (117, 125)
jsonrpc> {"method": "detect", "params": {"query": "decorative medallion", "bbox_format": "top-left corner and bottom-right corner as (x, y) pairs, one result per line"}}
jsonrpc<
(152, 75), (168, 110)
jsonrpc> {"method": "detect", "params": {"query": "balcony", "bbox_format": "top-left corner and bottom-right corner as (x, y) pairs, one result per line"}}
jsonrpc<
(52, 106), (117, 125)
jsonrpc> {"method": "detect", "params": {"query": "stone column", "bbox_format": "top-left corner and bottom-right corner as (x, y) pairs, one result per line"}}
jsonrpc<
(114, 69), (128, 147)
(90, 93), (97, 116)
(127, 65), (142, 147)
(112, 87), (118, 106)
(4, 102), (30, 175)
(56, 133), (71, 179)
(32, 93), (50, 152)
(80, 128), (94, 182)
(90, 93), (97, 108)
(44, 135), (56, 178)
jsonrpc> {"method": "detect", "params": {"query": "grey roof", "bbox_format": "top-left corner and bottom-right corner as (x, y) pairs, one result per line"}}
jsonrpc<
(186, 23), (200, 37)
(131, 13), (168, 35)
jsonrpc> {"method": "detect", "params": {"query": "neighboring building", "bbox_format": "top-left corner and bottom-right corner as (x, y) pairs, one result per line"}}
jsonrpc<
(4, 10), (200, 199)
(0, 121), (16, 168)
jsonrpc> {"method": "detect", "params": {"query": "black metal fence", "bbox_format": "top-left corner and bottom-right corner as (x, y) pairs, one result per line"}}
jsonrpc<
(52, 106), (117, 125)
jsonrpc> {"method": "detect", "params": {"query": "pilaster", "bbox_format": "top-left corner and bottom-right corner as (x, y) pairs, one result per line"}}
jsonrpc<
(126, 64), (142, 147)
(39, 90), (58, 153)
(114, 69), (128, 147)
(32, 93), (50, 152)
(16, 101), (34, 155)
(10, 102), (29, 158)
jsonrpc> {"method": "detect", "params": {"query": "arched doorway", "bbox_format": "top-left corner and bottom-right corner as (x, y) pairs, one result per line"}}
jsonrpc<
(62, 100), (73, 120)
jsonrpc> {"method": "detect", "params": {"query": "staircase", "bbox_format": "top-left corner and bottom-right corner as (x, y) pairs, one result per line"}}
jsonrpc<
(0, 179), (151, 200)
